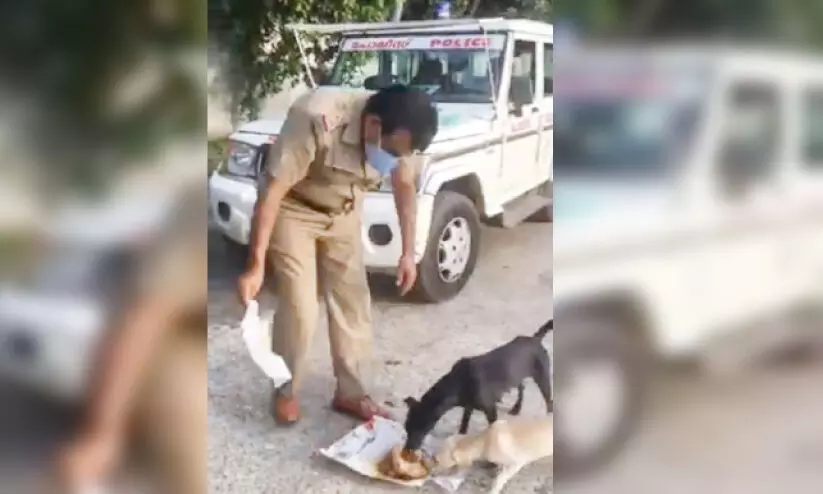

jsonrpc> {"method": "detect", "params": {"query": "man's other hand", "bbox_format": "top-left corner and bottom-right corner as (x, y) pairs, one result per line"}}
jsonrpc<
(237, 264), (265, 306)
(396, 254), (417, 296)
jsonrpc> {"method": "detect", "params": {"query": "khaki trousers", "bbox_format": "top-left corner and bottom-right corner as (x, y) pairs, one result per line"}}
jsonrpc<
(269, 199), (372, 400)
(135, 325), (207, 494)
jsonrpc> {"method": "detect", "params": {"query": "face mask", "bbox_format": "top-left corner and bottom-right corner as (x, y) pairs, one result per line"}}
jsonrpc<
(365, 140), (399, 177)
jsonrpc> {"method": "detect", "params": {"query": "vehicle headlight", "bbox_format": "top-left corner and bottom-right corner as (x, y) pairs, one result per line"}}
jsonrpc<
(225, 141), (258, 178)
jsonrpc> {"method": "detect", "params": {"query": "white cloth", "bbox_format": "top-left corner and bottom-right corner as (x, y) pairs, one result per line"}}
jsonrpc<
(242, 301), (292, 387)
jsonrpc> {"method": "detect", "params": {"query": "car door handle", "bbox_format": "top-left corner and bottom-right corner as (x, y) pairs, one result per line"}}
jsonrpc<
(531, 107), (539, 114)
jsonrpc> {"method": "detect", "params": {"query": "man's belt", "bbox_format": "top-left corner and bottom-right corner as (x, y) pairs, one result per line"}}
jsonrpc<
(287, 190), (354, 216)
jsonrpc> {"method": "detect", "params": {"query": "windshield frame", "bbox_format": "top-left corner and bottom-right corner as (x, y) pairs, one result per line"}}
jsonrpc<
(324, 30), (509, 104)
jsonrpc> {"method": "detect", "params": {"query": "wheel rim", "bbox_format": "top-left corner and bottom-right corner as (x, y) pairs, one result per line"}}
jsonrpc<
(436, 216), (472, 283)
(557, 360), (627, 458)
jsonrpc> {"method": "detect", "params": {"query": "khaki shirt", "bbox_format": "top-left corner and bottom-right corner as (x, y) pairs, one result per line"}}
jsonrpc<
(266, 89), (384, 213)
(138, 184), (207, 330)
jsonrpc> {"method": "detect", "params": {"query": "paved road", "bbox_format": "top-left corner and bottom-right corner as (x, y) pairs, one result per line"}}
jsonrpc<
(563, 356), (823, 494)
(207, 222), (554, 494)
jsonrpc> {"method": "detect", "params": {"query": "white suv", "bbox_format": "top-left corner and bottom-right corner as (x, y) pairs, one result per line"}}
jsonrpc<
(209, 18), (554, 302)
(553, 45), (823, 477)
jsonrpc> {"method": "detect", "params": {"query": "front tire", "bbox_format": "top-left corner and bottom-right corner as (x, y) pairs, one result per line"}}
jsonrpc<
(553, 313), (650, 480)
(412, 191), (481, 303)
(222, 234), (249, 267)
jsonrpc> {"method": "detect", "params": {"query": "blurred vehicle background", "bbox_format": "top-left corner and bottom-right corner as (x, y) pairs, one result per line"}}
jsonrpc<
(0, 0), (206, 492)
(552, 0), (823, 491)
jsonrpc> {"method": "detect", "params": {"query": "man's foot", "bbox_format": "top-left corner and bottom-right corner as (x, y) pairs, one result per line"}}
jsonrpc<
(332, 394), (393, 422)
(270, 392), (300, 425)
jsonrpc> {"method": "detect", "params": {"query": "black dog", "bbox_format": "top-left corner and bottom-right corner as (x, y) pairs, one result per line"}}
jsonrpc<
(403, 319), (553, 451)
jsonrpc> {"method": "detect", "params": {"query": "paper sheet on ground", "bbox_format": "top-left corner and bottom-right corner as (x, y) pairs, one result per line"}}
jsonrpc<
(319, 416), (467, 492)
(242, 301), (291, 387)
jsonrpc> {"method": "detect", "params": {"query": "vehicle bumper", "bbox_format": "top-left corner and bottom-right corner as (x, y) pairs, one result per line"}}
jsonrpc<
(209, 173), (256, 245)
(208, 174), (435, 270)
(0, 287), (105, 402)
(361, 192), (435, 270)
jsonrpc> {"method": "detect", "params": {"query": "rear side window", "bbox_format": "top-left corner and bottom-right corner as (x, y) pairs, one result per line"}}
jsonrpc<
(719, 83), (781, 178)
(801, 87), (823, 168)
(543, 43), (553, 96)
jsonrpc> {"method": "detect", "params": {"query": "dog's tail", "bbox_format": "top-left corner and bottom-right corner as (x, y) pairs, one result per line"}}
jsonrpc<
(534, 319), (553, 339)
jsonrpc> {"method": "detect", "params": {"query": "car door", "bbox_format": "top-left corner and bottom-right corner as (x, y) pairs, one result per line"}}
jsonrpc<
(701, 78), (789, 335)
(536, 40), (553, 183)
(783, 83), (823, 306)
(501, 37), (542, 200)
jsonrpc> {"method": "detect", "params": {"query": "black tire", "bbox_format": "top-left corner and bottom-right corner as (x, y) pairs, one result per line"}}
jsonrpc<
(222, 235), (249, 267)
(553, 313), (651, 481)
(412, 191), (481, 303)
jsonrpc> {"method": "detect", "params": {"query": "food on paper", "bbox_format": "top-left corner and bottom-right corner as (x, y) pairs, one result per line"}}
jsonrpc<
(377, 446), (430, 481)
(319, 416), (467, 491)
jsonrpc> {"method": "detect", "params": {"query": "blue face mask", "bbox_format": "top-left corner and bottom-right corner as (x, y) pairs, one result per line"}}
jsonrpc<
(365, 143), (399, 177)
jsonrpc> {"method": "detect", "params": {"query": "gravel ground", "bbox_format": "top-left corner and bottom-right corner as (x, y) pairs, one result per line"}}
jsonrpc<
(564, 355), (823, 494)
(207, 222), (554, 494)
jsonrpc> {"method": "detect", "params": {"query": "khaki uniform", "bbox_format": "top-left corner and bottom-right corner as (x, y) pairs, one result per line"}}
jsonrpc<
(266, 89), (383, 400)
(132, 185), (208, 494)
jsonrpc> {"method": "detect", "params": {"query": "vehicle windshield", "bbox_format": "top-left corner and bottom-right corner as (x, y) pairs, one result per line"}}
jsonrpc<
(327, 33), (506, 104)
(553, 58), (712, 179)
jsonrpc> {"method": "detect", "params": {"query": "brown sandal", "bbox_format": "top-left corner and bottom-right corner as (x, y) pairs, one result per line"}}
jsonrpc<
(332, 395), (393, 422)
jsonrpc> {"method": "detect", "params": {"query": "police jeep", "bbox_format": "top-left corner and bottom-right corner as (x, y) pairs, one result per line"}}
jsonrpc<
(209, 18), (553, 303)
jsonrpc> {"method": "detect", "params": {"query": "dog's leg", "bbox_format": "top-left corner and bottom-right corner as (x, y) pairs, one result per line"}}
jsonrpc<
(459, 407), (473, 434)
(533, 353), (553, 413)
(483, 405), (499, 425)
(510, 384), (525, 415)
(489, 463), (525, 494)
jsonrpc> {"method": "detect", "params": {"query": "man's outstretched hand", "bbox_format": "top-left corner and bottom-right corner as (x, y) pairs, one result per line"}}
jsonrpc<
(237, 264), (264, 306)
(396, 254), (417, 296)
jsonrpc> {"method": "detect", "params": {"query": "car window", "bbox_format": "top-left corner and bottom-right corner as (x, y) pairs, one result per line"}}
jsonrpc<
(328, 34), (506, 104)
(801, 86), (823, 169)
(543, 43), (553, 96)
(510, 39), (537, 110)
(717, 81), (781, 197)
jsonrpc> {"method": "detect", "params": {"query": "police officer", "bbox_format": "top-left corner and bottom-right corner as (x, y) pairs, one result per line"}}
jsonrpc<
(237, 85), (439, 424)
(59, 183), (207, 494)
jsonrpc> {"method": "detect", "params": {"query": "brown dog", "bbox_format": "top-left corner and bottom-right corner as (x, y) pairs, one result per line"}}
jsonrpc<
(433, 416), (553, 494)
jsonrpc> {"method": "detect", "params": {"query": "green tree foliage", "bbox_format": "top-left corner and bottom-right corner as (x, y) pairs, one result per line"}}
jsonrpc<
(402, 0), (551, 21)
(209, 0), (389, 121)
(554, 0), (823, 48)
(0, 0), (205, 194)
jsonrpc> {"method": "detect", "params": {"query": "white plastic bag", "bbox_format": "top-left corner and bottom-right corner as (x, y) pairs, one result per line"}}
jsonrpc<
(241, 301), (292, 387)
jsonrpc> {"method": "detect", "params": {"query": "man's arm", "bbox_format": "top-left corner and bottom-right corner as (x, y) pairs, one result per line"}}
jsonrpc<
(245, 108), (319, 273)
(83, 230), (206, 438)
(247, 178), (290, 271)
(82, 292), (184, 437)
(391, 158), (417, 259)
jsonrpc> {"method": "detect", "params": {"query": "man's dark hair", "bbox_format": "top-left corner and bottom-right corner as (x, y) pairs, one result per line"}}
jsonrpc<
(363, 84), (439, 152)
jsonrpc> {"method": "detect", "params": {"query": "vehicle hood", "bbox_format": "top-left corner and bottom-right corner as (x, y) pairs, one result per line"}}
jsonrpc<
(431, 103), (495, 144)
(237, 118), (286, 136)
(553, 178), (677, 258)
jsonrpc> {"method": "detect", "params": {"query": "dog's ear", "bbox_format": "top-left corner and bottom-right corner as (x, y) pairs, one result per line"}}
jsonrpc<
(404, 397), (419, 408)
